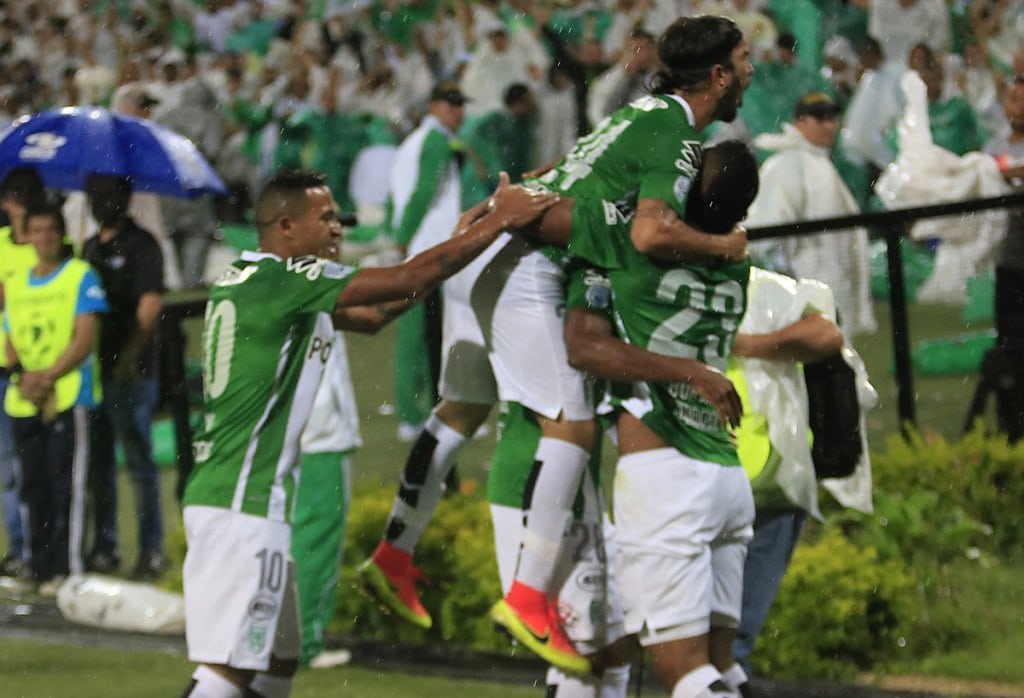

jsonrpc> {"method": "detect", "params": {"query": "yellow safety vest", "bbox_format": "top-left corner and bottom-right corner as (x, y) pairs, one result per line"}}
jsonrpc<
(728, 364), (775, 484)
(4, 258), (101, 418)
(0, 225), (39, 369)
(728, 363), (813, 511)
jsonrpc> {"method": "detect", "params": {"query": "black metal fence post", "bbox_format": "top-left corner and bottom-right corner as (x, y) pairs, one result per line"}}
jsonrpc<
(883, 224), (916, 432)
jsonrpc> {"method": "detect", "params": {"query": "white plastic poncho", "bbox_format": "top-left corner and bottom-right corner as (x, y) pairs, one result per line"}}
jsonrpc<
(748, 125), (876, 338)
(736, 268), (877, 519)
(874, 71), (1010, 304)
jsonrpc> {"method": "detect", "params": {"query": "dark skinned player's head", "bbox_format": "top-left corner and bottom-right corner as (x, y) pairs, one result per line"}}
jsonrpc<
(684, 140), (759, 234)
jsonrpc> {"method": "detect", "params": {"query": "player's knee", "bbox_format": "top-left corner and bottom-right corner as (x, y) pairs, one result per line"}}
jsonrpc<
(435, 400), (491, 436)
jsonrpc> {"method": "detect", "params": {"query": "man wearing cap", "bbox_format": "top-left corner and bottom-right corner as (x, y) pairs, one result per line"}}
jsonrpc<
(386, 82), (467, 441)
(747, 91), (876, 340)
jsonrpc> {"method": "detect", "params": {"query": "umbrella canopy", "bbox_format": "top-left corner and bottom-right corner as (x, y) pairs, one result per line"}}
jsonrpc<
(0, 107), (227, 198)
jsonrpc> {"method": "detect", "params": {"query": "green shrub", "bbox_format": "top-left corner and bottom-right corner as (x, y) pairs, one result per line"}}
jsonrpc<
(331, 484), (507, 652)
(824, 492), (987, 658)
(871, 426), (1024, 556)
(830, 490), (992, 568)
(753, 526), (918, 679)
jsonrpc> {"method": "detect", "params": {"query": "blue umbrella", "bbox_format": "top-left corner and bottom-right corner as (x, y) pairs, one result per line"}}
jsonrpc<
(0, 107), (227, 198)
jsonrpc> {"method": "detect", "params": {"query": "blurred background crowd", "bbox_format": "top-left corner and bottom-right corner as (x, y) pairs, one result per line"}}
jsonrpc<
(1, 0), (1021, 290)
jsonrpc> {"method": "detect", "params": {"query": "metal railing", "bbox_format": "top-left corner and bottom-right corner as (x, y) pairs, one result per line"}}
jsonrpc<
(159, 190), (1024, 494)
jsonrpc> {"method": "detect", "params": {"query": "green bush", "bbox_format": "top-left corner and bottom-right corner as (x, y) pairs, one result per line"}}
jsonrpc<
(330, 485), (508, 652)
(753, 526), (918, 679)
(830, 490), (992, 568)
(871, 426), (1024, 556)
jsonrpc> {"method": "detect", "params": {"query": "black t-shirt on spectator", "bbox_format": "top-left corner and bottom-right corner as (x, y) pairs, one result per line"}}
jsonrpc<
(83, 219), (165, 378)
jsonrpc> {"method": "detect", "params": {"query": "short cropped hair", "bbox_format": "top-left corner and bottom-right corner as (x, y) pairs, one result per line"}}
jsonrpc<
(650, 16), (744, 94)
(685, 140), (759, 234)
(254, 169), (328, 230)
(24, 202), (73, 260)
(504, 83), (532, 107)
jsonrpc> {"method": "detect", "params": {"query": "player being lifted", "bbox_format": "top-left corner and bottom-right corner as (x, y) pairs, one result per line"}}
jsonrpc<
(358, 15), (754, 677)
(178, 170), (556, 698)
(563, 141), (760, 698)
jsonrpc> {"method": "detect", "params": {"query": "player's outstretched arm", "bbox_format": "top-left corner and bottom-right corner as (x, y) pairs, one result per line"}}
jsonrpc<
(334, 173), (558, 310)
(331, 195), (507, 332)
(332, 298), (414, 334)
(732, 313), (843, 363)
(630, 198), (747, 264)
(564, 308), (743, 429)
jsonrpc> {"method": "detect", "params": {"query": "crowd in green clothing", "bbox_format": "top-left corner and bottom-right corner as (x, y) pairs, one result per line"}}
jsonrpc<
(1, 0), (1019, 243)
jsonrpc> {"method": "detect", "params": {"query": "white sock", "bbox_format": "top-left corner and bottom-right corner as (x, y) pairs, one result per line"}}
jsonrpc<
(185, 666), (244, 698)
(248, 673), (293, 698)
(514, 438), (589, 592)
(385, 412), (468, 552)
(671, 664), (730, 698)
(720, 663), (748, 691)
(600, 665), (632, 697)
(546, 663), (630, 697)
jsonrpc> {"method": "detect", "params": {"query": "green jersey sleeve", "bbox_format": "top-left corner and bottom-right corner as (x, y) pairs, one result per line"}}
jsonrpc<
(635, 126), (701, 222)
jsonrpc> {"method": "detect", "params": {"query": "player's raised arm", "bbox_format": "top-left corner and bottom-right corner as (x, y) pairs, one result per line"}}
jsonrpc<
(334, 173), (558, 310)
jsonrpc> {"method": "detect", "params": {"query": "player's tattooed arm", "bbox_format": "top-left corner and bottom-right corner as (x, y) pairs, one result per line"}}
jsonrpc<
(631, 198), (747, 264)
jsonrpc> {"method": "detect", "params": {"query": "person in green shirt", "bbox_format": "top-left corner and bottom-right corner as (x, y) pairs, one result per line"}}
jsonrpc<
(560, 141), (760, 697)
(179, 169), (556, 698)
(358, 17), (754, 680)
(458, 82), (537, 207)
(911, 43), (987, 156)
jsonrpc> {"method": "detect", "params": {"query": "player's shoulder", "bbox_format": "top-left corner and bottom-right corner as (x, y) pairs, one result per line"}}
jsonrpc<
(624, 94), (693, 130)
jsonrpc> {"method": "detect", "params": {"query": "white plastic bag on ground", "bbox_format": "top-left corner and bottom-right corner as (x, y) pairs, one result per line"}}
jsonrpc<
(874, 71), (1009, 304)
(56, 573), (185, 635)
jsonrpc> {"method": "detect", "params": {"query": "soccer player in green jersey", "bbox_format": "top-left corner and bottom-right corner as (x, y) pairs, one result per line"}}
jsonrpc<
(359, 15), (755, 677)
(485, 16), (754, 676)
(562, 141), (762, 698)
(179, 169), (556, 698)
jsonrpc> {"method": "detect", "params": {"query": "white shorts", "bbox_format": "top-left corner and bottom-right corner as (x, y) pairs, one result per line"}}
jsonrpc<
(612, 449), (754, 647)
(490, 479), (627, 654)
(476, 239), (592, 421)
(437, 236), (506, 404)
(183, 506), (301, 670)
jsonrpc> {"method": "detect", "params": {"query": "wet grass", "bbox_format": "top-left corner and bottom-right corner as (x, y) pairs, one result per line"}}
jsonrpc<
(0, 637), (545, 698)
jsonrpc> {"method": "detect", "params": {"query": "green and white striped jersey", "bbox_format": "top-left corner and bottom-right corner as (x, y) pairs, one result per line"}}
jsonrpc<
(183, 251), (359, 522)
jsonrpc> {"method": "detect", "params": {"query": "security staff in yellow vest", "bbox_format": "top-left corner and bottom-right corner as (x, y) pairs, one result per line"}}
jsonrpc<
(0, 167), (44, 578)
(4, 204), (108, 590)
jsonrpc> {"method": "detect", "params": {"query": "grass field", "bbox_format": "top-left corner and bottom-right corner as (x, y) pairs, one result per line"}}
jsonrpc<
(0, 637), (547, 698)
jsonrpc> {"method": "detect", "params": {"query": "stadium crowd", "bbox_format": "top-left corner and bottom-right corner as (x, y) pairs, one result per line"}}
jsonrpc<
(0, 0), (1020, 223)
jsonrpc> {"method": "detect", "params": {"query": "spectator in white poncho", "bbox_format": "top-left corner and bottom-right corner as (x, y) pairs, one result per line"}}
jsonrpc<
(747, 91), (876, 339)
